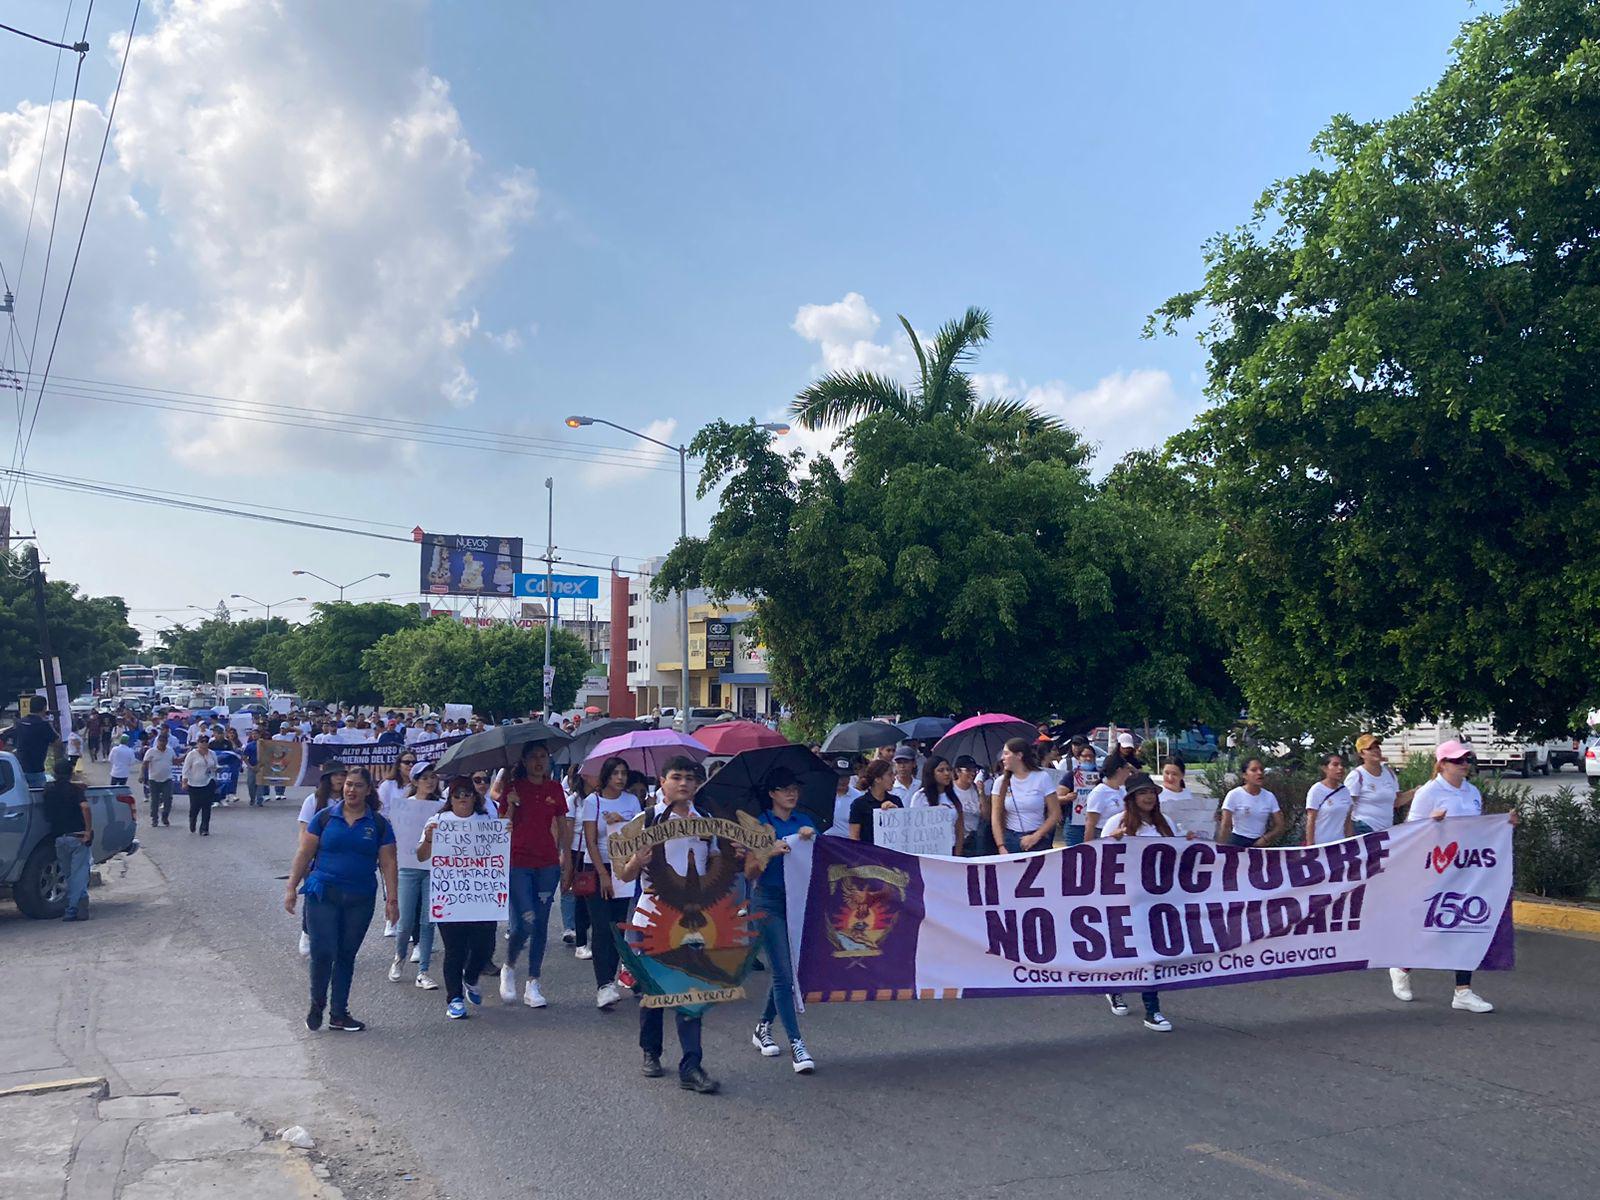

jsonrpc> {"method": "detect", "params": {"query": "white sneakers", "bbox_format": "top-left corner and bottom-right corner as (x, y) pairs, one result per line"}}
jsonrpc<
(297, 931), (310, 958)
(414, 973), (439, 990)
(1452, 988), (1494, 1013)
(574, 945), (593, 960)
(387, 958), (404, 982)
(596, 982), (622, 1010)
(1389, 968), (1414, 1002)
(383, 920), (396, 938)
(499, 965), (517, 1004)
(523, 980), (547, 1009)
(409, 945), (421, 964)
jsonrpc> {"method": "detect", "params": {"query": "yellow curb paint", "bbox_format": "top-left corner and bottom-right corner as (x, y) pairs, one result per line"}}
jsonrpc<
(1514, 899), (1600, 934)
(0, 1076), (108, 1099)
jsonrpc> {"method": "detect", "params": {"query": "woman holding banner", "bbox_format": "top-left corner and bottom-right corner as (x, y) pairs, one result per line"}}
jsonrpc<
(1100, 771), (1192, 1031)
(745, 767), (817, 1073)
(284, 766), (398, 1033)
(418, 776), (500, 1019)
(1388, 741), (1516, 1014)
(387, 763), (442, 990)
(1217, 757), (1284, 848)
(582, 756), (643, 1011)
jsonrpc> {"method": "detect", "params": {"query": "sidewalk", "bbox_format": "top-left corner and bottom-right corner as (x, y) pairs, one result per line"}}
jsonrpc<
(0, 844), (435, 1199)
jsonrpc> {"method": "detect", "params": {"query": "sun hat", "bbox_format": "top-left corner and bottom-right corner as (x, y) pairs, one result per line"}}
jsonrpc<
(1435, 739), (1471, 762)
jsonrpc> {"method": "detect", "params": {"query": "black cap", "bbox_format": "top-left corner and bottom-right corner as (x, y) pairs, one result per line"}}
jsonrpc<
(1124, 770), (1159, 797)
(831, 756), (855, 775)
(319, 758), (349, 778)
(953, 754), (980, 770)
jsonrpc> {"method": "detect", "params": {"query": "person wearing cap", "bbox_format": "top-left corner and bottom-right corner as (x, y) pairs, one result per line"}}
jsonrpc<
(1217, 757), (1284, 848)
(951, 755), (988, 855)
(1388, 741), (1517, 1014)
(888, 748), (919, 803)
(744, 766), (818, 1073)
(825, 755), (863, 838)
(1100, 771), (1195, 1031)
(386, 762), (443, 991)
(1303, 753), (1354, 845)
(1348, 734), (1410, 834)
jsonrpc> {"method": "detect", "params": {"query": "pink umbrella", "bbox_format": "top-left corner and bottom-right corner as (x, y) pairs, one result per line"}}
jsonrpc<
(930, 713), (1040, 768)
(580, 728), (708, 780)
(692, 721), (789, 755)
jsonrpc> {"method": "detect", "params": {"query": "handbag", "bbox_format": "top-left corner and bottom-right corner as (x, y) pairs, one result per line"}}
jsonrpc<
(570, 864), (598, 898)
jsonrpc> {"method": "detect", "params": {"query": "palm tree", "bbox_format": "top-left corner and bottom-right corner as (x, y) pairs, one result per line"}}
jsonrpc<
(790, 306), (1062, 435)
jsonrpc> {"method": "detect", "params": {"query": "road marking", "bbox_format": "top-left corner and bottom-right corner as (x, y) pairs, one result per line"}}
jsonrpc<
(1187, 1143), (1358, 1200)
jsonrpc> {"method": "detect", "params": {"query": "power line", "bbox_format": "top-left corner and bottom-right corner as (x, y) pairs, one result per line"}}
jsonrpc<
(17, 0), (140, 488)
(0, 19), (88, 53)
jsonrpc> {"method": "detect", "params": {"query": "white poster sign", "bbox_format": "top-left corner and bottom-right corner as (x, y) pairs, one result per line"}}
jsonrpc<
(428, 818), (510, 923)
(874, 806), (958, 857)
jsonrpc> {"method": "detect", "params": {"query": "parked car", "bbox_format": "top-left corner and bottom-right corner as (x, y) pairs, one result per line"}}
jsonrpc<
(69, 695), (97, 716)
(1584, 736), (1600, 786)
(0, 751), (139, 918)
(1548, 737), (1584, 772)
(673, 707), (736, 734)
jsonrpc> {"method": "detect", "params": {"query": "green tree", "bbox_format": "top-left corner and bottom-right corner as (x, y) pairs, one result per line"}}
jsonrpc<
(362, 620), (594, 716)
(280, 602), (420, 704)
(655, 310), (1238, 729)
(156, 618), (294, 684)
(0, 551), (138, 701)
(1151, 0), (1600, 736)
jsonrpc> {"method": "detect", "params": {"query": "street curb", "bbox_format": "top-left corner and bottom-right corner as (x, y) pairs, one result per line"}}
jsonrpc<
(1514, 898), (1600, 935)
(0, 1076), (108, 1099)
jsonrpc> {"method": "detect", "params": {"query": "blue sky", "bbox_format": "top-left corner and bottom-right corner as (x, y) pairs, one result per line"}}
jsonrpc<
(0, 0), (1475, 639)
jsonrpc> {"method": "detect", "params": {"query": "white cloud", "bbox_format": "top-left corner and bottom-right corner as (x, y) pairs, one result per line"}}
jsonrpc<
(0, 0), (536, 471)
(579, 416), (679, 485)
(791, 291), (917, 378)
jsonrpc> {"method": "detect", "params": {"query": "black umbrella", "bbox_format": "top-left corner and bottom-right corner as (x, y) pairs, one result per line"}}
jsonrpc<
(433, 721), (571, 778)
(553, 717), (647, 766)
(821, 719), (903, 755)
(696, 744), (838, 831)
(898, 716), (956, 741)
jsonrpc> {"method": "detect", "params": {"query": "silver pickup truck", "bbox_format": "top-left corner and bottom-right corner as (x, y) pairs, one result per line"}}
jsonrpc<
(0, 751), (140, 918)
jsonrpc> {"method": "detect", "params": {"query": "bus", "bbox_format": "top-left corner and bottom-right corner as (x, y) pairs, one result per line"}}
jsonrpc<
(154, 663), (204, 703)
(111, 663), (157, 702)
(214, 665), (270, 711)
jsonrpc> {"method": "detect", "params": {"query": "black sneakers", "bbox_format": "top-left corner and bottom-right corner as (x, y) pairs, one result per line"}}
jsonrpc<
(679, 1067), (720, 1094)
(327, 1013), (366, 1032)
(641, 1051), (665, 1078)
(305, 1006), (323, 1031)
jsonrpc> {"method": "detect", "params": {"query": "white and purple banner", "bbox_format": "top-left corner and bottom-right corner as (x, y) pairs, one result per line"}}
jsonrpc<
(784, 816), (1513, 1003)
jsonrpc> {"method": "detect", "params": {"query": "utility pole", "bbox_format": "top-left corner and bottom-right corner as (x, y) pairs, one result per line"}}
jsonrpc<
(541, 477), (555, 716)
(26, 545), (62, 732)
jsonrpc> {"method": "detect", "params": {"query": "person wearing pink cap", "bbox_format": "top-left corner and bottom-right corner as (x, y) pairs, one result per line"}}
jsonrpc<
(1388, 739), (1518, 1013)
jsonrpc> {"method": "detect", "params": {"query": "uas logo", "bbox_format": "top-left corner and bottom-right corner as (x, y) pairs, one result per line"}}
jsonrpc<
(1424, 840), (1498, 874)
(1423, 890), (1491, 931)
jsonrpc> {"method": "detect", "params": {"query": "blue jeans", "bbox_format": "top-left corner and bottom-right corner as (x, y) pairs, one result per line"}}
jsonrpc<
(506, 864), (561, 978)
(395, 867), (436, 971)
(1003, 829), (1041, 854)
(1229, 833), (1258, 848)
(305, 884), (376, 1016)
(1063, 824), (1086, 846)
(752, 884), (801, 1042)
(639, 1005), (704, 1078)
(55, 835), (91, 913)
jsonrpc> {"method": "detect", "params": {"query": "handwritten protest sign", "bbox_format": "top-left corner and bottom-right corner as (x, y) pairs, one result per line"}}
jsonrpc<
(428, 818), (510, 922)
(874, 806), (957, 856)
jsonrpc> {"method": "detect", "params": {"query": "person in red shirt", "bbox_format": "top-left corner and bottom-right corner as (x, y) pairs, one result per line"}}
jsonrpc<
(498, 740), (569, 1009)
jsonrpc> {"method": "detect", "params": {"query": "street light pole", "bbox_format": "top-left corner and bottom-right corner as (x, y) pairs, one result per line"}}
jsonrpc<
(542, 477), (555, 716)
(230, 593), (307, 622)
(564, 415), (789, 723)
(291, 570), (391, 602)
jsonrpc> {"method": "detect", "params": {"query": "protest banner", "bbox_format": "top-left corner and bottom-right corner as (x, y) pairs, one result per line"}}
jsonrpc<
(256, 740), (303, 792)
(295, 732), (466, 786)
(610, 811), (773, 1013)
(428, 819), (510, 922)
(784, 816), (1513, 1003)
(874, 806), (958, 856)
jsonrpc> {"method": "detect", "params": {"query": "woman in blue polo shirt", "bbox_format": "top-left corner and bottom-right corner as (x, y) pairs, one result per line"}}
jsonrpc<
(743, 767), (816, 1074)
(284, 765), (398, 1032)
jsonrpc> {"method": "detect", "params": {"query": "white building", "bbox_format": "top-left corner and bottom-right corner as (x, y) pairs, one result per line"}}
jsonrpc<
(625, 556), (695, 713)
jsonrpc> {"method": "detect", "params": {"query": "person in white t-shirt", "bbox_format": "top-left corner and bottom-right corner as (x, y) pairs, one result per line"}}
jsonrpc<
(1218, 757), (1284, 848)
(951, 755), (986, 855)
(905, 757), (964, 856)
(1347, 733), (1409, 833)
(1083, 751), (1135, 841)
(581, 756), (644, 1010)
(824, 756), (863, 838)
(988, 738), (1061, 854)
(1099, 772), (1194, 1032)
(888, 749), (919, 803)
(559, 769), (592, 957)
(418, 777), (501, 1019)
(1304, 753), (1354, 845)
(1056, 742), (1100, 847)
(1387, 740), (1518, 1014)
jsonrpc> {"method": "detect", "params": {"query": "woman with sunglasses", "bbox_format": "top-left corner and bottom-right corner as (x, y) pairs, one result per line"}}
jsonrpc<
(284, 766), (397, 1032)
(1388, 740), (1518, 1013)
(1348, 733), (1412, 834)
(418, 775), (500, 1019)
(582, 755), (642, 1010)
(386, 762), (442, 990)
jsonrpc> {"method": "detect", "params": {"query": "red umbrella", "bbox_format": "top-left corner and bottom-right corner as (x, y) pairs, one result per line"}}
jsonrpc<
(692, 720), (788, 755)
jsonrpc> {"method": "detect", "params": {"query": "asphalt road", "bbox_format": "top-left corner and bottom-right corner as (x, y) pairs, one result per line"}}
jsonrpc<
(113, 782), (1600, 1200)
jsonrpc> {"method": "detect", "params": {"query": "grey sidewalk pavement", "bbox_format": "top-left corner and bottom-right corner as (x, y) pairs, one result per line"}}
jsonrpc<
(0, 840), (438, 1199)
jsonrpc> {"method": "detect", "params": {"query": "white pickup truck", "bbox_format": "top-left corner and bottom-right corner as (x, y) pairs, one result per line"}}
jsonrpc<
(1380, 719), (1565, 777)
(0, 751), (140, 918)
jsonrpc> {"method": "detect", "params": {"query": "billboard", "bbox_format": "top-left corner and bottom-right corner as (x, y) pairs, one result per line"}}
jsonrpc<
(512, 573), (600, 600)
(706, 619), (734, 670)
(419, 532), (523, 596)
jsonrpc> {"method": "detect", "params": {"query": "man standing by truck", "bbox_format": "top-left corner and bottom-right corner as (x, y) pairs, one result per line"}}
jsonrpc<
(41, 758), (93, 921)
(11, 703), (58, 788)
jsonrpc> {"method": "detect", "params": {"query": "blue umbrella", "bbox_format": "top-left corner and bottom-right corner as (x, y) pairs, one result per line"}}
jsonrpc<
(898, 716), (955, 741)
